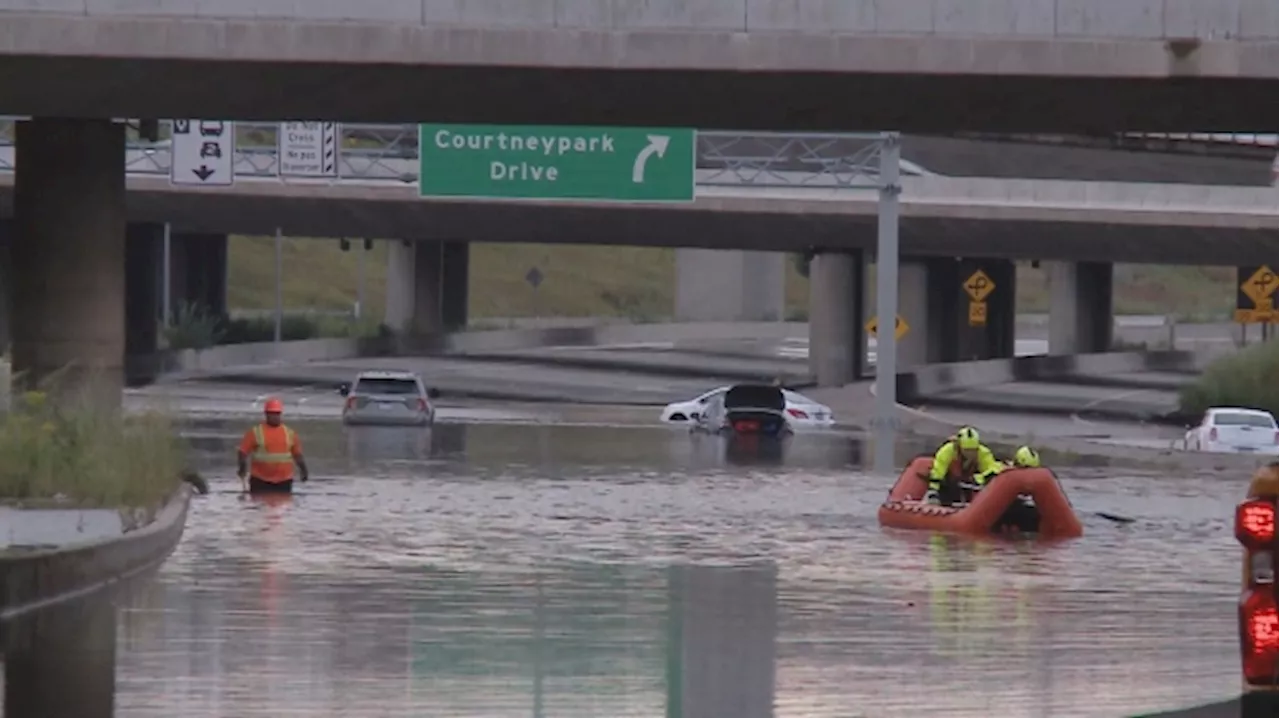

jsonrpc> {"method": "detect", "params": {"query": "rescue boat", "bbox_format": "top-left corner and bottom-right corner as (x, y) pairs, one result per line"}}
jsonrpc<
(877, 456), (1084, 538)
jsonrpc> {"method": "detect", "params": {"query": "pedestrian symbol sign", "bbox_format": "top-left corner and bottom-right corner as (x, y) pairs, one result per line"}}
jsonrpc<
(963, 270), (995, 303)
(865, 314), (910, 340)
(1242, 265), (1278, 305)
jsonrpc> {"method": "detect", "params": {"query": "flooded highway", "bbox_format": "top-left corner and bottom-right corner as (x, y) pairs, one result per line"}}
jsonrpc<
(8, 419), (1251, 717)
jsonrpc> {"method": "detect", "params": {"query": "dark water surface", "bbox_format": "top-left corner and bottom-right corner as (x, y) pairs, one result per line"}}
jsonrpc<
(40, 421), (1261, 716)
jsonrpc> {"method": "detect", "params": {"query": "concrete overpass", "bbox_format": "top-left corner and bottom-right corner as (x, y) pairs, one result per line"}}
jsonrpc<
(0, 137), (1272, 265)
(1, 123), (1272, 394)
(0, 0), (1275, 131)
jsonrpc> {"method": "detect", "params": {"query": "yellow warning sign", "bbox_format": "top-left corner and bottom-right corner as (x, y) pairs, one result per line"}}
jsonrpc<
(963, 270), (995, 303)
(968, 300), (988, 327)
(865, 314), (910, 340)
(1242, 265), (1279, 305)
(1235, 297), (1279, 324)
(1234, 308), (1279, 324)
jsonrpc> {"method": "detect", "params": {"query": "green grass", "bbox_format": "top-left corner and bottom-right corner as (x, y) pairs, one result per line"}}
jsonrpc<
(228, 236), (1246, 324)
(1179, 339), (1279, 419)
(0, 388), (188, 507)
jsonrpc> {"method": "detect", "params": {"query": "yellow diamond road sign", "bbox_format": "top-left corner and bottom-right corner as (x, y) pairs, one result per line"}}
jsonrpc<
(865, 314), (910, 340)
(963, 270), (995, 303)
(1242, 265), (1278, 305)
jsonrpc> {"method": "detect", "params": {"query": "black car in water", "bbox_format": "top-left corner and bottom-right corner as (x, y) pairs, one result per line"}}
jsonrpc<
(692, 384), (793, 438)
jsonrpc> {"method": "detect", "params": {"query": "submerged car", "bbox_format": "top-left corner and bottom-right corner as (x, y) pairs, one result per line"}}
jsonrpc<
(692, 384), (793, 437)
(338, 370), (439, 427)
(661, 386), (834, 427)
(1184, 407), (1279, 455)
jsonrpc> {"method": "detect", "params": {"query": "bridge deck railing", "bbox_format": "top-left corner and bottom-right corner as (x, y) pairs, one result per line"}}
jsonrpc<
(0, 120), (897, 189)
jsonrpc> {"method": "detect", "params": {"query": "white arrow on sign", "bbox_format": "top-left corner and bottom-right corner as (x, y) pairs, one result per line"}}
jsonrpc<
(631, 135), (670, 184)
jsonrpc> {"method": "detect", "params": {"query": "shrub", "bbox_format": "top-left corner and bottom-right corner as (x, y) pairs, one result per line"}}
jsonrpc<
(0, 388), (188, 507)
(217, 313), (381, 345)
(1179, 339), (1279, 419)
(163, 302), (225, 350)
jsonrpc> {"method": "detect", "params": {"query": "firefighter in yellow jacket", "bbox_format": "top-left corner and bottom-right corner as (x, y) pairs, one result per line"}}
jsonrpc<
(924, 426), (1005, 506)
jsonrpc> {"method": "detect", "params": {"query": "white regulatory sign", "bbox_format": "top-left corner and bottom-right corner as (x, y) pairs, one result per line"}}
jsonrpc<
(278, 122), (339, 178)
(170, 119), (235, 187)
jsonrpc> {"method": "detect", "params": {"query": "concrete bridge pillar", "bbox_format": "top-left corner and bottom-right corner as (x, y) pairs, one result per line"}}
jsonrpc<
(897, 258), (1017, 367)
(10, 118), (126, 406)
(385, 240), (470, 334)
(1048, 261), (1113, 354)
(808, 250), (865, 386)
(168, 232), (229, 321)
(125, 223), (162, 358)
(675, 249), (785, 322)
(666, 564), (777, 718)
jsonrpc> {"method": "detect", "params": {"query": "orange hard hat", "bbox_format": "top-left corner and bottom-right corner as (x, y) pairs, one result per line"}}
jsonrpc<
(263, 398), (284, 414)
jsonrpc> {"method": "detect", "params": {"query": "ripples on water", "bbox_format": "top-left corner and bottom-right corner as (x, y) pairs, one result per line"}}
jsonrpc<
(105, 421), (1246, 717)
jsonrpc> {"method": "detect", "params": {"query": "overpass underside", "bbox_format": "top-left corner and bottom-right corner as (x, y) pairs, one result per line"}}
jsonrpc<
(0, 182), (1270, 267)
(0, 56), (1274, 134)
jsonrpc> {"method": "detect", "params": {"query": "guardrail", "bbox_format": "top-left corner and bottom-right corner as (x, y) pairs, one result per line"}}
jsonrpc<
(0, 120), (898, 189)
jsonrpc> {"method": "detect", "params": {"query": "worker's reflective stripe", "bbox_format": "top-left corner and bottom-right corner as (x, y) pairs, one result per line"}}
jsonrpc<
(252, 425), (295, 464)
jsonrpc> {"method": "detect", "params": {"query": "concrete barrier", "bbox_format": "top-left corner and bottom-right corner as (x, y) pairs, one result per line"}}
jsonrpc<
(129, 336), (390, 383)
(397, 322), (805, 355)
(0, 487), (191, 621)
(895, 350), (1205, 400)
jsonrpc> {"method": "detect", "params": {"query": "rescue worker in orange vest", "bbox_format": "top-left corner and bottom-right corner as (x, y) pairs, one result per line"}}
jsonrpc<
(237, 397), (309, 493)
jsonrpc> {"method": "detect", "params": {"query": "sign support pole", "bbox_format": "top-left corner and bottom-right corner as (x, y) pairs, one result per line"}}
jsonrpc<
(873, 133), (902, 477)
(355, 239), (366, 321)
(273, 227), (283, 345)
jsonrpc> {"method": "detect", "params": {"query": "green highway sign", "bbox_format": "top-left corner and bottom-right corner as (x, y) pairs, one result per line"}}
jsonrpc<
(418, 123), (696, 202)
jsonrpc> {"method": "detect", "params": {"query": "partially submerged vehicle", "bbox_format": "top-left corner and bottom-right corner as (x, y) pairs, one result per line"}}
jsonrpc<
(878, 456), (1084, 539)
(692, 384), (793, 438)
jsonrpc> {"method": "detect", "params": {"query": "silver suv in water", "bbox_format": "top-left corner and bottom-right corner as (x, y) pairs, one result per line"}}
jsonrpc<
(338, 370), (438, 427)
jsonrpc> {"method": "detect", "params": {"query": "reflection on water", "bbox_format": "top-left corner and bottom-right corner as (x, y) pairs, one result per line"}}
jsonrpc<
(2, 421), (1251, 717)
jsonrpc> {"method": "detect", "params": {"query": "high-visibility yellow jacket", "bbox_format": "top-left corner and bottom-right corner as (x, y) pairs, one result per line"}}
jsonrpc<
(928, 440), (1004, 489)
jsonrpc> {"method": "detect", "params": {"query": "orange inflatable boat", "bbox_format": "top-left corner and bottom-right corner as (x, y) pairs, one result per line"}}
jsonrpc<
(878, 456), (1084, 539)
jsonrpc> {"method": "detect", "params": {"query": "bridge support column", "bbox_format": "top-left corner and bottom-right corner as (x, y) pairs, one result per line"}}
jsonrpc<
(1048, 261), (1113, 354)
(0, 224), (11, 353)
(897, 258), (1016, 367)
(168, 232), (228, 321)
(666, 564), (776, 718)
(385, 240), (470, 334)
(808, 250), (865, 386)
(675, 249), (785, 322)
(10, 118), (126, 406)
(125, 223), (162, 358)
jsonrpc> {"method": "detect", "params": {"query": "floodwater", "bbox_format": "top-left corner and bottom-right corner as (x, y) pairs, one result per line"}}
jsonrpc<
(6, 420), (1252, 717)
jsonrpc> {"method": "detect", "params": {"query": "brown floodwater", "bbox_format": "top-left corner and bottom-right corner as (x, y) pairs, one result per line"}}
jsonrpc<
(4, 420), (1252, 717)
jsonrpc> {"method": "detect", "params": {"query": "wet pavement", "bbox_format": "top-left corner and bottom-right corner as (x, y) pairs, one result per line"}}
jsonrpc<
(2, 417), (1253, 718)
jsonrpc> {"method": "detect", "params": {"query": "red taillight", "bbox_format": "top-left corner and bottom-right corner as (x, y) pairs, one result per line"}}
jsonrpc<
(787, 408), (808, 419)
(1237, 499), (1278, 549)
(733, 420), (760, 433)
(1241, 589), (1279, 685)
(1273, 430), (1278, 445)
(344, 397), (357, 410)
(417, 398), (428, 411)
(1209, 427), (1218, 441)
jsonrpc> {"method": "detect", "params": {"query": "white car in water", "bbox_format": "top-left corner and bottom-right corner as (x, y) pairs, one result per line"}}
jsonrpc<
(660, 386), (835, 427)
(1183, 407), (1279, 455)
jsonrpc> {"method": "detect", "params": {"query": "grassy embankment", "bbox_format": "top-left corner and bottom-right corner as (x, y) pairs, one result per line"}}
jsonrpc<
(0, 385), (188, 507)
(1179, 339), (1279, 419)
(227, 236), (1244, 324)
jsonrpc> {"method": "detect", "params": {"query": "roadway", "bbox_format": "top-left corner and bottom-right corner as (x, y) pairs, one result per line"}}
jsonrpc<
(111, 326), (1269, 716)
(0, 0), (1273, 130)
(0, 149), (1272, 265)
